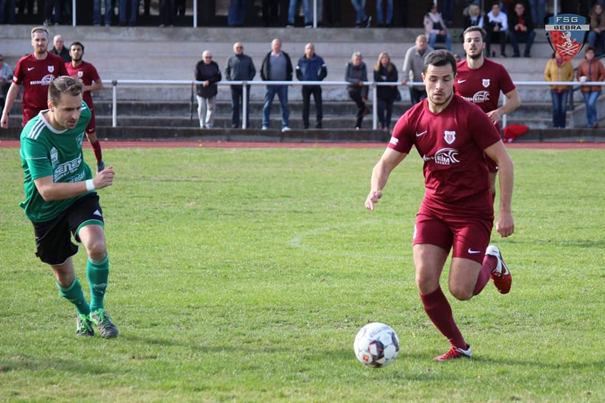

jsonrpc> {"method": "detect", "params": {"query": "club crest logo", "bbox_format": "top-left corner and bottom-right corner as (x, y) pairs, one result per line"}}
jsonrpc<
(444, 130), (456, 145)
(77, 71), (83, 77)
(482, 79), (490, 88)
(545, 14), (589, 62)
(48, 65), (54, 73)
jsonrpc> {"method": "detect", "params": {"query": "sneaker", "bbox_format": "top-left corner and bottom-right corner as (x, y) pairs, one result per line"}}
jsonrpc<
(90, 309), (119, 338)
(97, 160), (105, 173)
(261, 125), (269, 131)
(434, 344), (472, 362)
(76, 314), (94, 337)
(486, 245), (512, 294)
(315, 122), (323, 129)
(286, 24), (295, 28)
(365, 16), (372, 27)
(281, 126), (291, 132)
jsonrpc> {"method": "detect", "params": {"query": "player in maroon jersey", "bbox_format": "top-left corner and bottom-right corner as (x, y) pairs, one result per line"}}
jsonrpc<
(66, 42), (106, 172)
(1, 27), (69, 129)
(365, 50), (514, 361)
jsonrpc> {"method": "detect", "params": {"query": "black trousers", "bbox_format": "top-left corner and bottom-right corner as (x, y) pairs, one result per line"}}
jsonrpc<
(302, 85), (322, 127)
(231, 85), (251, 128)
(409, 87), (427, 106)
(486, 30), (507, 56)
(377, 97), (394, 128)
(349, 89), (367, 128)
(262, 0), (278, 25)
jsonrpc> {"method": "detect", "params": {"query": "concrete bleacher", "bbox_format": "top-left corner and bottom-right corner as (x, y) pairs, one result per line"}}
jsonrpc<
(0, 25), (602, 132)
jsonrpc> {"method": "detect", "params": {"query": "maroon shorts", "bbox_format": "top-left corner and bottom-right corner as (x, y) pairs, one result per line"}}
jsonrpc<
(22, 107), (43, 126)
(85, 108), (96, 134)
(413, 210), (493, 264)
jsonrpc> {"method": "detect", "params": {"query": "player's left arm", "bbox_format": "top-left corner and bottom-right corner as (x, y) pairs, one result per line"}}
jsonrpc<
(85, 67), (103, 93)
(483, 141), (514, 237)
(487, 88), (521, 125)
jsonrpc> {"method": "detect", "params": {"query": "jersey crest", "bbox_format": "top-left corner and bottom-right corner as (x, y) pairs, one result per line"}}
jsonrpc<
(444, 130), (456, 145)
(48, 65), (54, 73)
(482, 79), (490, 88)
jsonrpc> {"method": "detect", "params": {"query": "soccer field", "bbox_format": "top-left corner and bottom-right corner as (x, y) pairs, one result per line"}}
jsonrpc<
(0, 146), (604, 402)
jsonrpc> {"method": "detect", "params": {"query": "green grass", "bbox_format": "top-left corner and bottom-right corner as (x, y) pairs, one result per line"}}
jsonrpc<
(1, 146), (604, 402)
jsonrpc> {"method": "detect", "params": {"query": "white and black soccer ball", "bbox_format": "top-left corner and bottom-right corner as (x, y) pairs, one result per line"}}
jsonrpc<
(354, 322), (400, 368)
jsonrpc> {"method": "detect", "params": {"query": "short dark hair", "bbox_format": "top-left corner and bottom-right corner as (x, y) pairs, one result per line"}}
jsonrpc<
(48, 76), (83, 106)
(70, 41), (85, 52)
(423, 50), (457, 75)
(463, 26), (487, 42)
(586, 45), (596, 54)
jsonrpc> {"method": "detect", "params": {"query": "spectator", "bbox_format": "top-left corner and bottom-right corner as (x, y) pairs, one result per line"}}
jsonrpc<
(51, 34), (71, 63)
(287, 0), (312, 27)
(43, 0), (63, 25)
(424, 4), (452, 51)
(0, 0), (17, 23)
(323, 0), (341, 27)
(0, 54), (13, 111)
(195, 50), (222, 129)
(260, 38), (293, 132)
(402, 35), (433, 105)
(528, 0), (545, 27)
(119, 0), (138, 26)
(159, 0), (175, 26)
(1, 27), (69, 129)
(442, 0), (454, 25)
(296, 43), (327, 129)
(544, 52), (574, 128)
(376, 0), (393, 27)
(463, 4), (484, 30)
(588, 3), (605, 56)
(66, 41), (106, 172)
(93, 0), (112, 26)
(485, 3), (508, 58)
(351, 0), (371, 27)
(577, 46), (605, 128)
(345, 52), (369, 130)
(508, 2), (535, 57)
(228, 0), (246, 26)
(262, 0), (278, 27)
(225, 42), (256, 129)
(373, 52), (398, 130)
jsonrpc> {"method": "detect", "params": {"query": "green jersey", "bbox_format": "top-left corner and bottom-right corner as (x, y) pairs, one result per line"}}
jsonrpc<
(20, 103), (94, 223)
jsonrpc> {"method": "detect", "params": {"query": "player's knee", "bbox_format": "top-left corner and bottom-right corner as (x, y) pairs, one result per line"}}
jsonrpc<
(449, 285), (473, 301)
(86, 239), (106, 260)
(415, 275), (439, 295)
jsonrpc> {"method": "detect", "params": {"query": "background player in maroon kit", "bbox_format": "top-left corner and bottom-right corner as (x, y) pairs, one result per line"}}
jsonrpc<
(66, 42), (106, 172)
(1, 27), (69, 129)
(365, 50), (515, 361)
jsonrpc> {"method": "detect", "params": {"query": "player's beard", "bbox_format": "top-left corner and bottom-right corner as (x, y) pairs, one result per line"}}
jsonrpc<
(468, 49), (483, 60)
(430, 90), (453, 106)
(72, 56), (82, 62)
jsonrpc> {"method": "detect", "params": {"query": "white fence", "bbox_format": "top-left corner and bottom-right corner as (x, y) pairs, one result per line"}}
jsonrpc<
(102, 80), (605, 130)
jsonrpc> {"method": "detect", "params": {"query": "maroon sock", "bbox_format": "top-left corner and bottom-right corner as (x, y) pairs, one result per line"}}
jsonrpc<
(90, 139), (103, 163)
(474, 254), (497, 295)
(420, 287), (466, 349)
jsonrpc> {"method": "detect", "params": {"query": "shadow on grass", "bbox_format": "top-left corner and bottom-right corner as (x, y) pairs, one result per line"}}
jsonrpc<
(469, 355), (605, 371)
(506, 239), (605, 249)
(0, 355), (118, 376)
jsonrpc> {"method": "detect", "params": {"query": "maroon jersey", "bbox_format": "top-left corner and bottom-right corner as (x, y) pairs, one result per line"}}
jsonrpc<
(65, 61), (101, 109)
(13, 53), (69, 114)
(389, 96), (501, 218)
(455, 58), (515, 115)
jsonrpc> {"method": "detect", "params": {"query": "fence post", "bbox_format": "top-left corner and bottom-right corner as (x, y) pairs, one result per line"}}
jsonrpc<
(313, 0), (317, 28)
(372, 83), (378, 130)
(72, 0), (76, 26)
(112, 81), (117, 128)
(242, 82), (248, 130)
(193, 0), (197, 28)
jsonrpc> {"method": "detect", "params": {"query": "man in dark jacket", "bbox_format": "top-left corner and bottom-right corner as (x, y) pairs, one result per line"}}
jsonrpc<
(51, 35), (71, 63)
(225, 42), (256, 128)
(508, 2), (536, 57)
(296, 43), (327, 129)
(345, 52), (369, 129)
(260, 38), (293, 132)
(195, 50), (222, 129)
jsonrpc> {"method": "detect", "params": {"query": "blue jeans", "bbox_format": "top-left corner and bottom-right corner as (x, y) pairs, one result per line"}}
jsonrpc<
(228, 0), (246, 26)
(263, 85), (290, 128)
(93, 0), (112, 25)
(508, 30), (536, 56)
(376, 0), (392, 25)
(442, 0), (454, 22)
(288, 0), (311, 24)
(529, 0), (545, 26)
(551, 90), (569, 128)
(429, 32), (452, 51)
(583, 91), (601, 126)
(0, 0), (16, 23)
(350, 0), (366, 23)
(588, 31), (605, 55)
(119, 0), (138, 25)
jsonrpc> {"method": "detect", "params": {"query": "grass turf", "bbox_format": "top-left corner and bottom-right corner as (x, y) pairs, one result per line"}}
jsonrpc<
(0, 147), (604, 402)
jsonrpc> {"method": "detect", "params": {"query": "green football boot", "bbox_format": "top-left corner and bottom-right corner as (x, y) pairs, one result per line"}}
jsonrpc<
(76, 313), (95, 337)
(90, 309), (119, 338)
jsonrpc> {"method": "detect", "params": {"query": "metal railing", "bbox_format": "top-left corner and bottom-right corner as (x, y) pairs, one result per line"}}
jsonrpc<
(102, 79), (605, 130)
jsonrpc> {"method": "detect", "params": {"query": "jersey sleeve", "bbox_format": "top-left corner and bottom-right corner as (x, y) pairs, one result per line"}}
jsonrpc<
(59, 60), (69, 76)
(21, 137), (53, 180)
(388, 112), (414, 154)
(498, 65), (516, 94)
(89, 64), (101, 82)
(12, 58), (24, 85)
(467, 104), (501, 150)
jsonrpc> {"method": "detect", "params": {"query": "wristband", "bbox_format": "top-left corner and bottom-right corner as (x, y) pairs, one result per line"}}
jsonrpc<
(85, 179), (95, 191)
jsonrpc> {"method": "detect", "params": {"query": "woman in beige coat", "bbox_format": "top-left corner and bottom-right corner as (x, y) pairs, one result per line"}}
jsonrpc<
(544, 52), (574, 128)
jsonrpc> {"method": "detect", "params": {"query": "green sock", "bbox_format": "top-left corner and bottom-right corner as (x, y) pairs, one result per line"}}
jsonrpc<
(87, 255), (109, 312)
(56, 278), (91, 316)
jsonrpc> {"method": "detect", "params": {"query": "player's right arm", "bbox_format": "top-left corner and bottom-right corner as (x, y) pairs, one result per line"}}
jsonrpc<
(1, 82), (21, 129)
(34, 168), (115, 201)
(365, 148), (407, 211)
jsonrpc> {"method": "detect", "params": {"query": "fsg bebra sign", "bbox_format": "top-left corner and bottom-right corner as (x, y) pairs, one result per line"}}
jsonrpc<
(545, 14), (590, 62)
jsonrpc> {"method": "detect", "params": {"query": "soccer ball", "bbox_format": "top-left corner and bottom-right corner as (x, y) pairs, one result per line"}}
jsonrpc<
(354, 322), (400, 368)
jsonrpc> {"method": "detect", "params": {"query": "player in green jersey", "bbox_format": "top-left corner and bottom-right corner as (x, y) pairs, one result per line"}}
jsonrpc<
(19, 76), (118, 338)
